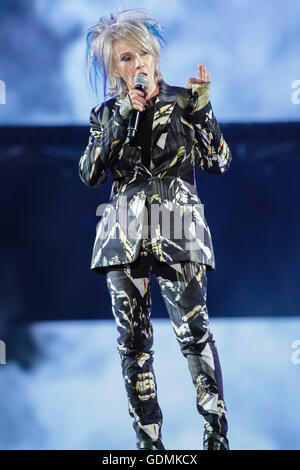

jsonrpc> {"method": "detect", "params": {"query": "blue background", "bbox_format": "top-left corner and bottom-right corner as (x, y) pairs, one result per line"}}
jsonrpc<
(1, 0), (300, 123)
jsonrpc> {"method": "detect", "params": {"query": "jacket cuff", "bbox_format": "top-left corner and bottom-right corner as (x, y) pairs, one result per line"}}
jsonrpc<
(188, 100), (213, 125)
(190, 82), (210, 112)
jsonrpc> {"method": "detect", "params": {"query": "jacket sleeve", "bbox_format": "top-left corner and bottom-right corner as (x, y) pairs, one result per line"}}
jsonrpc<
(78, 102), (128, 187)
(187, 82), (232, 175)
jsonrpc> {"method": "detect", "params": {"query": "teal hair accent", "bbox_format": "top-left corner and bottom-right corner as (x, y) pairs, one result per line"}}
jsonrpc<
(144, 22), (167, 46)
(86, 31), (93, 58)
(86, 31), (101, 81)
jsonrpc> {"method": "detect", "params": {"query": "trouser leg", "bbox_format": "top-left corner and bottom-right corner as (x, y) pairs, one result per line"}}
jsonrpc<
(105, 256), (163, 442)
(154, 259), (228, 440)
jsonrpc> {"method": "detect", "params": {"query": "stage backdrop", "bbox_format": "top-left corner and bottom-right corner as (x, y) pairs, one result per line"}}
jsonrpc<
(0, 0), (299, 452)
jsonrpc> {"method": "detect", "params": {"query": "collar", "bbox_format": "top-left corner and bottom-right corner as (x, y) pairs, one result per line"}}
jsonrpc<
(114, 77), (177, 107)
(156, 78), (177, 102)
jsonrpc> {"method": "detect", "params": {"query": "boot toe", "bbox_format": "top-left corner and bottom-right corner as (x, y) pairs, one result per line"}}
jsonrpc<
(203, 432), (230, 450)
(136, 437), (165, 450)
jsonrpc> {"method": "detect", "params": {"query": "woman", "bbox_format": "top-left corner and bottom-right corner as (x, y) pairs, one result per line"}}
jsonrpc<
(79, 8), (232, 451)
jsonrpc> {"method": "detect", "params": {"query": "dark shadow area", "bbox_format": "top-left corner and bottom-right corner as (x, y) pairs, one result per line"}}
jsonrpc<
(0, 122), (299, 330)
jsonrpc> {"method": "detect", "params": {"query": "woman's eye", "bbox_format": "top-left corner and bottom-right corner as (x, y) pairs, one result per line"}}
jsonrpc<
(121, 51), (148, 61)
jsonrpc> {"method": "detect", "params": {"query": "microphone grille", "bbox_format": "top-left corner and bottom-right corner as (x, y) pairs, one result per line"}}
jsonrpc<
(134, 73), (148, 89)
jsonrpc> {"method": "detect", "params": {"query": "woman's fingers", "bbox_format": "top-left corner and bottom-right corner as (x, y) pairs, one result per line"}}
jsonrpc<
(187, 77), (199, 88)
(198, 63), (206, 80)
(187, 64), (210, 88)
(128, 89), (146, 112)
(198, 64), (210, 82)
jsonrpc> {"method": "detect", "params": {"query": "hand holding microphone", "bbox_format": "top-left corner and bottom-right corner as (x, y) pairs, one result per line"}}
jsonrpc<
(118, 73), (148, 140)
(119, 87), (146, 119)
(127, 73), (148, 140)
(128, 88), (147, 112)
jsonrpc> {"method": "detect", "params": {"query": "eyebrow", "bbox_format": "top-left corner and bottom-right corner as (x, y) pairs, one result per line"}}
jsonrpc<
(120, 49), (144, 58)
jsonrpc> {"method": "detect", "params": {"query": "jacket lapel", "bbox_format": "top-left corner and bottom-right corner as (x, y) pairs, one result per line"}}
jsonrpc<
(113, 79), (177, 171)
(151, 79), (177, 151)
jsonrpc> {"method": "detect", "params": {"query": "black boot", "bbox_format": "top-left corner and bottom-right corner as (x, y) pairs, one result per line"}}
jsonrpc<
(136, 437), (165, 450)
(203, 431), (230, 450)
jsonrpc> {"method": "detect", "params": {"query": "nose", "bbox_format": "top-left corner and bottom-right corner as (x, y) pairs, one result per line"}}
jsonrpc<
(135, 56), (144, 71)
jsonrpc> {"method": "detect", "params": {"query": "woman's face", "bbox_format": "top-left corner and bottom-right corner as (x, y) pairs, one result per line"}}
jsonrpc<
(113, 38), (157, 92)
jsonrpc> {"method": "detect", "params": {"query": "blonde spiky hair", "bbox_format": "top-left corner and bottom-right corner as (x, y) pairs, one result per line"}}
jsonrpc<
(85, 7), (166, 100)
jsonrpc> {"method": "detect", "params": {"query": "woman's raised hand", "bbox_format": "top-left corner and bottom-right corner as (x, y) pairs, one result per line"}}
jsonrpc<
(187, 64), (210, 88)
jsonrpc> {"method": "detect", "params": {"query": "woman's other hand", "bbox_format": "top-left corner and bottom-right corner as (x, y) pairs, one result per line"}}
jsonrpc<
(186, 64), (211, 113)
(187, 64), (210, 88)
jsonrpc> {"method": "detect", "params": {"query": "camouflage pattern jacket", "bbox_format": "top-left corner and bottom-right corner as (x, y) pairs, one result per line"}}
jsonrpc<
(78, 78), (232, 274)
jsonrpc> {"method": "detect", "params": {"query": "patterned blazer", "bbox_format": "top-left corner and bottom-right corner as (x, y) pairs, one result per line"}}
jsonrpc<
(78, 78), (232, 275)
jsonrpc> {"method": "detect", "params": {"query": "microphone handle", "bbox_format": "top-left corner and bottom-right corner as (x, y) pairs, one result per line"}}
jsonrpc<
(127, 84), (146, 140)
(127, 109), (140, 140)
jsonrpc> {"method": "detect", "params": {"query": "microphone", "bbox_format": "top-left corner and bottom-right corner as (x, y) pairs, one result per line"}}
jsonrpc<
(127, 73), (148, 140)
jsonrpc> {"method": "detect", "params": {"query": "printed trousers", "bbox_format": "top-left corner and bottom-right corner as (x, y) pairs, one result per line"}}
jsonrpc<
(105, 237), (228, 444)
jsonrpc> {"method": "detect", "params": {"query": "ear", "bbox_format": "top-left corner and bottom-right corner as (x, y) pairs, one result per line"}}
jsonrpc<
(112, 59), (121, 78)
